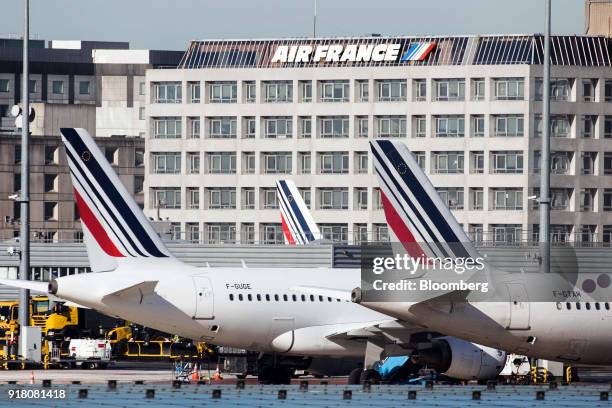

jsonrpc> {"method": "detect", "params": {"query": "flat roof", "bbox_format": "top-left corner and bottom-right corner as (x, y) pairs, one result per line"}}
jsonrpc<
(178, 34), (612, 69)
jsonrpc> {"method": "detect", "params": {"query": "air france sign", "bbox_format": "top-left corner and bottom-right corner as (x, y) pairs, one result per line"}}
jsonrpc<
(271, 42), (436, 64)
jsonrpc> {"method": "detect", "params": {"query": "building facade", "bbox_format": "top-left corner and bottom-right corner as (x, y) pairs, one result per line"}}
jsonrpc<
(144, 35), (612, 246)
(0, 39), (181, 241)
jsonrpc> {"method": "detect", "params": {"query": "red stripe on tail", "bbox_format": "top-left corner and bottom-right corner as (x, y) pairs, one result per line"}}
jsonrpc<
(73, 188), (125, 257)
(380, 191), (427, 259)
(280, 213), (296, 245)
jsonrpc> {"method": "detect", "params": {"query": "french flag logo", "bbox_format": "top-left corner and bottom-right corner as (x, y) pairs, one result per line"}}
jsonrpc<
(401, 42), (436, 62)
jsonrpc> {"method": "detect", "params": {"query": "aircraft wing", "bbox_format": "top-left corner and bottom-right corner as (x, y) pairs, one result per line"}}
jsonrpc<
(101, 280), (158, 303)
(0, 279), (49, 293)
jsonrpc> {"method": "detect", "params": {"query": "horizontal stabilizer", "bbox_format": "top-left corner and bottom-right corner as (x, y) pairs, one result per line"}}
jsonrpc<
(291, 285), (352, 302)
(0, 279), (49, 293)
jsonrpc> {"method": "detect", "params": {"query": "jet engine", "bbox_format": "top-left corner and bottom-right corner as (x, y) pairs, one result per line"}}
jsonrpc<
(411, 337), (506, 380)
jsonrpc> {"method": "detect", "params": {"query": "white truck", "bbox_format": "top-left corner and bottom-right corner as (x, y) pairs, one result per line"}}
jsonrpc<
(65, 339), (112, 369)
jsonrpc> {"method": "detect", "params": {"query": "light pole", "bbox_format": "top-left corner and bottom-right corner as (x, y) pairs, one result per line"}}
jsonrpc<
(18, 0), (31, 352)
(539, 0), (551, 274)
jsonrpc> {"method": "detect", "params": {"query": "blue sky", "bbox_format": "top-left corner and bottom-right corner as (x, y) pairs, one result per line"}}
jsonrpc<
(1, 0), (584, 50)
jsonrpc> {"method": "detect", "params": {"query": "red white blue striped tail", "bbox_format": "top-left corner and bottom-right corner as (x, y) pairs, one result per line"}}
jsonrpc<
(401, 42), (436, 61)
(276, 180), (321, 245)
(60, 128), (174, 272)
(370, 139), (478, 260)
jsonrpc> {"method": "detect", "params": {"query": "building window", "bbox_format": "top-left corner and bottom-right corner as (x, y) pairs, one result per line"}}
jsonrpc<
(151, 188), (181, 209)
(376, 116), (406, 138)
(551, 78), (572, 101)
(299, 80), (312, 102)
(579, 189), (596, 212)
(186, 117), (200, 139)
(263, 117), (292, 138)
(376, 79), (406, 101)
(299, 117), (311, 139)
(373, 188), (383, 210)
(432, 152), (464, 174)
(605, 116), (612, 139)
(604, 190), (612, 212)
(605, 80), (612, 102)
(356, 116), (368, 138)
(187, 187), (200, 210)
(262, 188), (279, 209)
(491, 224), (522, 243)
(319, 116), (349, 138)
(550, 115), (572, 138)
(242, 188), (255, 209)
(242, 152), (255, 174)
(207, 188), (236, 209)
(298, 188), (311, 208)
(471, 115), (485, 137)
(263, 81), (292, 103)
(604, 226), (612, 245)
(580, 152), (596, 175)
(354, 224), (368, 244)
(356, 152), (368, 174)
(582, 79), (596, 102)
(373, 224), (389, 242)
(209, 81), (237, 103)
(412, 116), (426, 138)
(472, 78), (485, 101)
(244, 81), (256, 103)
(298, 152), (311, 174)
(605, 153), (612, 175)
(243, 117), (256, 139)
(470, 151), (484, 174)
(355, 188), (368, 210)
(434, 79), (465, 101)
(260, 223), (283, 244)
(319, 80), (349, 102)
(44, 146), (58, 165)
(318, 188), (348, 210)
(0, 79), (9, 92)
(551, 188), (571, 210)
(28, 79), (37, 94)
(78, 81), (90, 95)
(319, 224), (349, 243)
(134, 175), (144, 194)
(580, 115), (596, 138)
(468, 224), (484, 242)
(151, 152), (181, 174)
(492, 188), (523, 210)
(319, 152), (348, 174)
(470, 188), (484, 210)
(206, 223), (236, 244)
(493, 115), (524, 137)
(187, 152), (200, 174)
(52, 80), (64, 95)
(188, 82), (200, 103)
(263, 152), (292, 174)
(153, 81), (181, 103)
(139, 81), (145, 95)
(437, 187), (464, 210)
(135, 148), (144, 167)
(186, 223), (200, 243)
(104, 147), (118, 166)
(356, 80), (369, 102)
(491, 151), (523, 174)
(413, 151), (426, 170)
(435, 115), (465, 137)
(44, 174), (57, 193)
(413, 79), (426, 101)
(208, 117), (236, 138)
(138, 107), (145, 121)
(152, 117), (181, 138)
(43, 202), (57, 221)
(494, 78), (524, 100)
(207, 152), (236, 174)
(535, 151), (571, 175)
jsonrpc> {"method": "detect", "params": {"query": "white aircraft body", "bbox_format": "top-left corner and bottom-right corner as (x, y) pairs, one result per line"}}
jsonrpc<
(351, 139), (612, 365)
(1, 128), (508, 383)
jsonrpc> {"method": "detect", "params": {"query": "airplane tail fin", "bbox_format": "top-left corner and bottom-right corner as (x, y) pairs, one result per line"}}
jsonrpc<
(60, 128), (175, 272)
(276, 180), (321, 245)
(370, 139), (478, 260)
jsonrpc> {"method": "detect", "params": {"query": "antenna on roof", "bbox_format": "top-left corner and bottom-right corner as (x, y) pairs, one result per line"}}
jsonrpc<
(313, 0), (317, 38)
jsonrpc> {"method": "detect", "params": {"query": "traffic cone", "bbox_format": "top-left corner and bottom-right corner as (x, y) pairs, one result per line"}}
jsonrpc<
(212, 364), (222, 380)
(191, 363), (199, 381)
(30, 371), (35, 385)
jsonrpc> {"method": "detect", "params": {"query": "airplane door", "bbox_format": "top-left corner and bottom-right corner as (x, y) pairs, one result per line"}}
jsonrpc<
(193, 276), (214, 319)
(269, 318), (294, 352)
(506, 283), (530, 330)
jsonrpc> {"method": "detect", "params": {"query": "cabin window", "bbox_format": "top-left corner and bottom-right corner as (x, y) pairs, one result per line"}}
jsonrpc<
(585, 302), (591, 310)
(566, 302), (571, 310)
(310, 295), (315, 302)
(247, 294), (252, 301)
(265, 294), (270, 301)
(256, 294), (261, 301)
(283, 294), (288, 301)
(301, 295), (306, 301)
(292, 294), (297, 301)
(238, 294), (243, 301)
(576, 302), (581, 310)
(229, 294), (234, 301)
(606, 303), (610, 310)
(328, 297), (332, 302)
(595, 302), (601, 310)
(274, 294), (279, 301)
